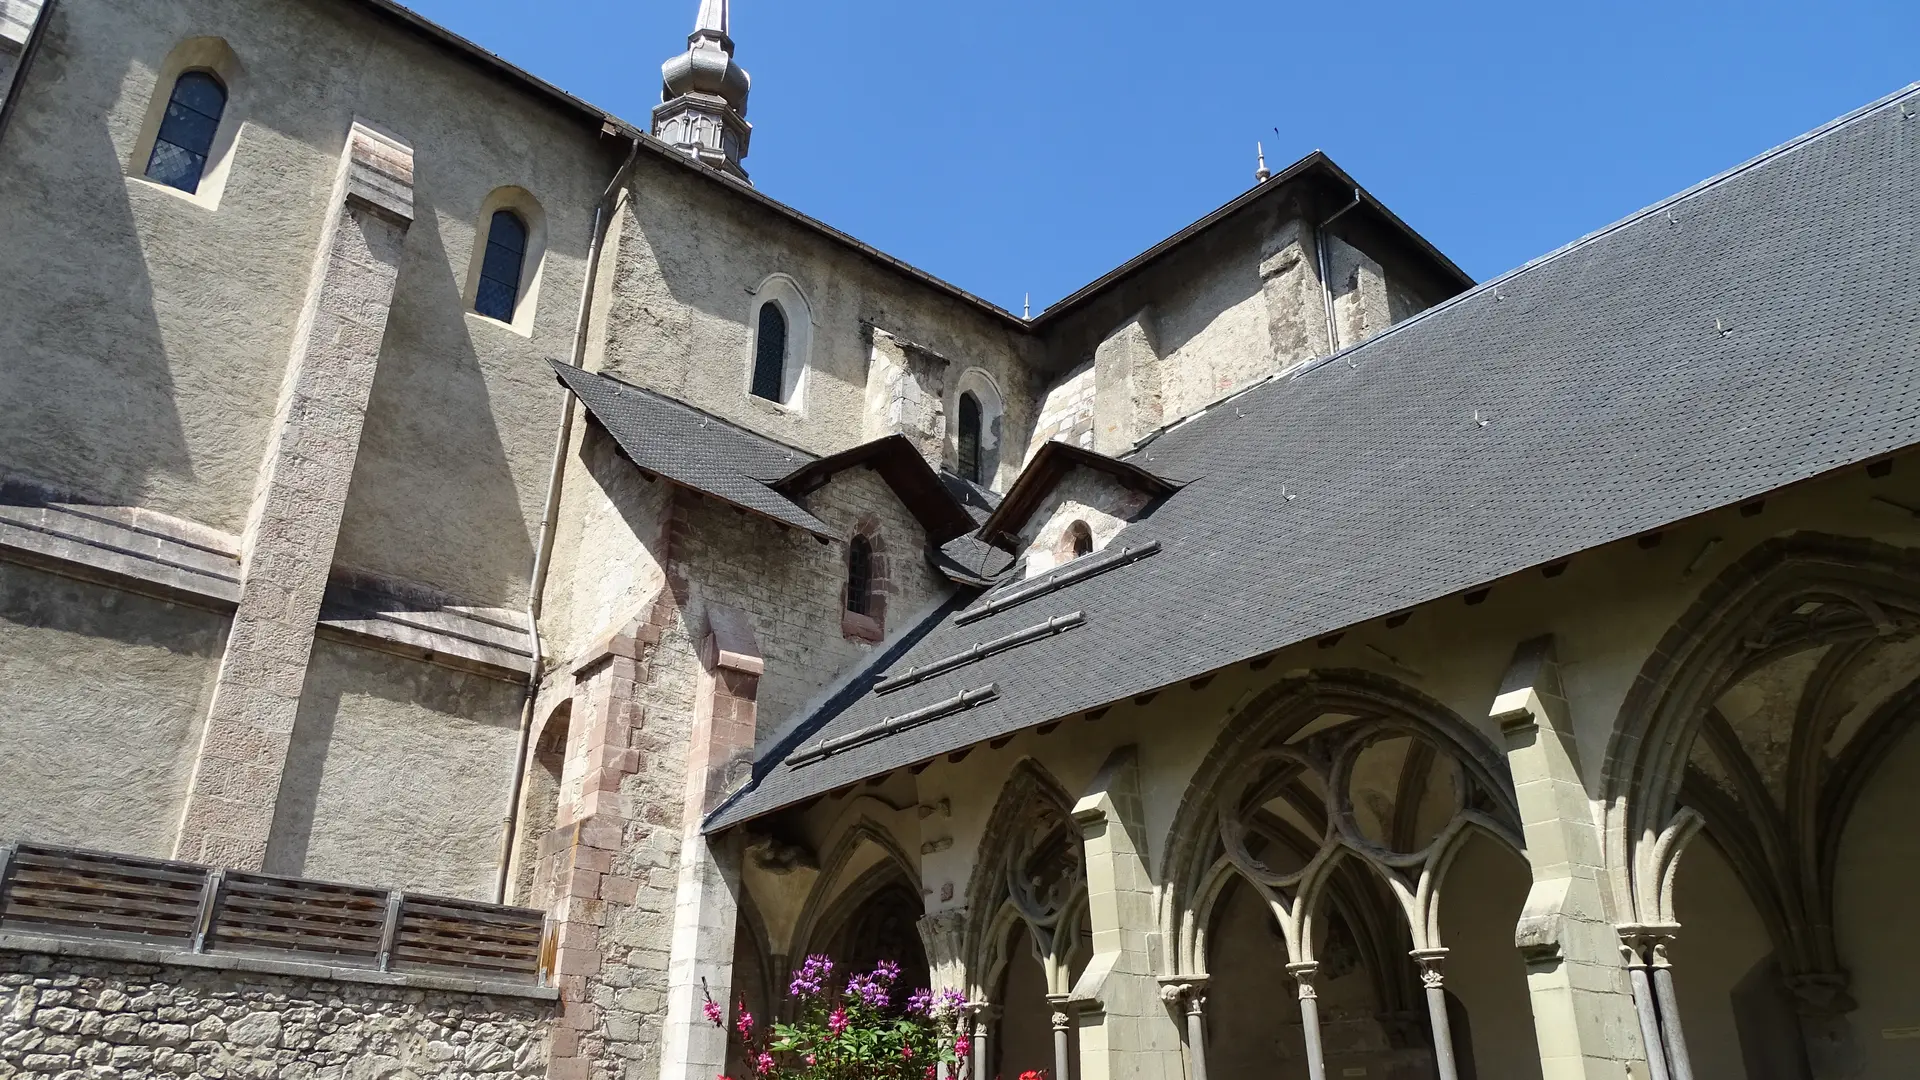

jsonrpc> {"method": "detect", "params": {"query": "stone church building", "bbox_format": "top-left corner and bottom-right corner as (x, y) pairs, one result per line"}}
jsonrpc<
(2, 0), (1918, 1077)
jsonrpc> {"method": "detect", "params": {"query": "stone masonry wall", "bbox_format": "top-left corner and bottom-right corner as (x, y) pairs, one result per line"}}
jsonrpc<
(0, 949), (555, 1079)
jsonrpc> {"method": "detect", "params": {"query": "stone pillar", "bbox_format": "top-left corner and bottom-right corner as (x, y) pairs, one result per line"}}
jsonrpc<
(543, 613), (660, 1079)
(659, 608), (763, 1080)
(1412, 949), (1460, 1080)
(1325, 235), (1391, 350)
(1491, 636), (1652, 1079)
(967, 1002), (997, 1080)
(1092, 312), (1162, 455)
(1257, 209), (1328, 377)
(1049, 996), (1076, 1080)
(173, 120), (414, 868)
(918, 910), (969, 1080)
(1288, 961), (1328, 1080)
(1070, 746), (1184, 1080)
(1156, 978), (1208, 1080)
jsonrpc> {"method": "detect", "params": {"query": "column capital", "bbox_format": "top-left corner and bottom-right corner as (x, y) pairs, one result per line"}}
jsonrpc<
(1410, 947), (1449, 989)
(1617, 922), (1681, 965)
(1286, 960), (1320, 999)
(1157, 975), (1209, 1012)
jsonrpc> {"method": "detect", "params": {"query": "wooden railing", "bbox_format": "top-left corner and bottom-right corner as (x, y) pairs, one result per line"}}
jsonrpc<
(0, 843), (550, 986)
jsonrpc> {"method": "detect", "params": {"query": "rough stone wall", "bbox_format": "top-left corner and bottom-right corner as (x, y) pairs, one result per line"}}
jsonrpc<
(541, 425), (673, 666)
(1014, 466), (1151, 579)
(0, 950), (553, 1079)
(599, 153), (1037, 464)
(0, 561), (226, 857)
(1028, 361), (1097, 462)
(862, 327), (950, 467)
(1386, 275), (1429, 325)
(1327, 234), (1392, 351)
(264, 638), (525, 901)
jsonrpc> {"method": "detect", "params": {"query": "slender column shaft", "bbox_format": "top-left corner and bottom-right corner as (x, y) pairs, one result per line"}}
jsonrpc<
(1650, 941), (1695, 1080)
(1051, 1005), (1073, 1080)
(968, 1005), (995, 1080)
(1184, 995), (1209, 1080)
(1288, 962), (1328, 1080)
(1412, 949), (1459, 1080)
(1623, 940), (1674, 1080)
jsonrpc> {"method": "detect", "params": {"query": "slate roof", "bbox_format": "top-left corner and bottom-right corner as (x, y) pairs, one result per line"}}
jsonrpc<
(707, 84), (1920, 831)
(550, 361), (834, 537)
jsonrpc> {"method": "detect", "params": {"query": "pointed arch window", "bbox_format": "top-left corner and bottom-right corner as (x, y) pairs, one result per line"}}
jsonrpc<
(145, 71), (227, 193)
(846, 535), (874, 617)
(958, 392), (983, 483)
(752, 302), (789, 402)
(475, 210), (529, 322)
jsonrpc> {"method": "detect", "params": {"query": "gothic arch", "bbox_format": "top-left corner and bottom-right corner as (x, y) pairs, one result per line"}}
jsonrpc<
(1602, 533), (1920, 1071)
(789, 814), (920, 965)
(1159, 669), (1523, 977)
(1602, 534), (1920, 929)
(962, 758), (1086, 999)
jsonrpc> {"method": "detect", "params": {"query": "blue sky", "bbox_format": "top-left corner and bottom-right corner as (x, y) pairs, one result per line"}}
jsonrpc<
(405, 0), (1916, 314)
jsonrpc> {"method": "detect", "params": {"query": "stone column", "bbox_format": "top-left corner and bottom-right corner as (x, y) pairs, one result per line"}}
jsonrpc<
(1288, 961), (1328, 1080)
(967, 1003), (997, 1080)
(173, 120), (414, 868)
(1620, 935), (1672, 1080)
(1069, 747), (1184, 1080)
(1049, 997), (1076, 1080)
(659, 608), (763, 1080)
(1412, 949), (1460, 1080)
(918, 910), (969, 1080)
(1491, 636), (1654, 1079)
(1646, 937), (1694, 1080)
(1156, 978), (1209, 1080)
(0, 0), (48, 121)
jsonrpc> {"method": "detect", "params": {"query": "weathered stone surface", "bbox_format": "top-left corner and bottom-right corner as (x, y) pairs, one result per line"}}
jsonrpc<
(0, 951), (551, 1080)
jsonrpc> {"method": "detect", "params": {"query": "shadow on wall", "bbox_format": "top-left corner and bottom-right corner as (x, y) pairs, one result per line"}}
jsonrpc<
(0, 562), (228, 858)
(335, 202), (536, 610)
(0, 6), (192, 508)
(264, 639), (523, 901)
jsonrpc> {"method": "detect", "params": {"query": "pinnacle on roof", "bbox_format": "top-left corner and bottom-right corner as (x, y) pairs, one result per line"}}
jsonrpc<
(654, 0), (753, 179)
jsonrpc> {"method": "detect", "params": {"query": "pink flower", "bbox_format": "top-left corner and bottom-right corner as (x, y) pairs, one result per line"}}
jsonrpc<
(736, 1003), (754, 1038)
(805, 1055), (817, 1067)
(704, 999), (725, 1028)
(828, 1007), (848, 1037)
(755, 1052), (774, 1076)
(955, 1035), (972, 1057)
(902, 1045), (914, 1059)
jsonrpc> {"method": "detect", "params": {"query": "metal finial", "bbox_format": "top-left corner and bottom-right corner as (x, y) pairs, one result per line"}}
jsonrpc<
(1024, 293), (1031, 319)
(1255, 141), (1271, 183)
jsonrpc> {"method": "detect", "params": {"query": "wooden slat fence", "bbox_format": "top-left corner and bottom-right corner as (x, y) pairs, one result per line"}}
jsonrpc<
(0, 843), (551, 986)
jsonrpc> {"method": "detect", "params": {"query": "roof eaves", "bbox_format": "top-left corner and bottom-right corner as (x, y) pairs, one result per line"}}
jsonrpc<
(977, 442), (1180, 550)
(772, 435), (978, 543)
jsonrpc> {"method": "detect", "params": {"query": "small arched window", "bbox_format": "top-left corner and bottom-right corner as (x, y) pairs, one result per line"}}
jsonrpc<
(752, 302), (788, 401)
(475, 210), (529, 322)
(1067, 521), (1094, 559)
(957, 392), (983, 483)
(846, 536), (874, 616)
(145, 71), (227, 193)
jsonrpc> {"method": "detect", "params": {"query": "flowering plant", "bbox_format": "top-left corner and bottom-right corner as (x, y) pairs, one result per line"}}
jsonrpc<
(710, 954), (970, 1080)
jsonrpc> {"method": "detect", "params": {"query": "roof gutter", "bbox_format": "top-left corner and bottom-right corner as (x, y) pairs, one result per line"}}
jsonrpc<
(0, 0), (55, 151)
(493, 132), (638, 904)
(1315, 187), (1363, 355)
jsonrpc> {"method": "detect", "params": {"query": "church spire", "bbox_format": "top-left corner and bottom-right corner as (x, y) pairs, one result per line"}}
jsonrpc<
(653, 0), (753, 180)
